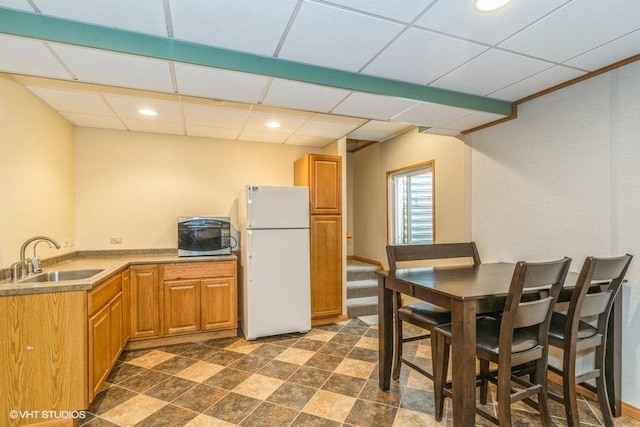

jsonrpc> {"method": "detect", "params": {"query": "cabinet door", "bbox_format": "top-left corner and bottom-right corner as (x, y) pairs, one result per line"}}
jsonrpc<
(310, 155), (341, 215)
(109, 293), (124, 366)
(164, 279), (200, 335)
(121, 270), (131, 343)
(88, 303), (110, 399)
(129, 265), (160, 339)
(201, 277), (237, 331)
(310, 215), (343, 318)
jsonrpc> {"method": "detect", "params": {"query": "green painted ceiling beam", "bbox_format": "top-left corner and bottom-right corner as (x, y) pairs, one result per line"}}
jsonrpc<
(0, 7), (512, 115)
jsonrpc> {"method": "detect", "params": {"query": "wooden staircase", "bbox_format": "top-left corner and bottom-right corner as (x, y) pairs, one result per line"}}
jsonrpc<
(346, 259), (381, 319)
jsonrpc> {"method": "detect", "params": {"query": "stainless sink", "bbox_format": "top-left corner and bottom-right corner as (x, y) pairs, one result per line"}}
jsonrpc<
(20, 269), (105, 283)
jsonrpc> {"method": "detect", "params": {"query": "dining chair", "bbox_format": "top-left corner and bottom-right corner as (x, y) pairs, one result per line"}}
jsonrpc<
(432, 257), (572, 426)
(547, 254), (632, 427)
(385, 242), (481, 381)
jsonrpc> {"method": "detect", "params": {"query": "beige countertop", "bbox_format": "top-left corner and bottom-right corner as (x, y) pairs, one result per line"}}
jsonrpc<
(0, 253), (237, 296)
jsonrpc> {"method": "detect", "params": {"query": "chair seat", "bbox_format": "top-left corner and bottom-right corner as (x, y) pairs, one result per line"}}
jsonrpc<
(434, 316), (539, 354)
(398, 302), (451, 329)
(548, 312), (598, 341)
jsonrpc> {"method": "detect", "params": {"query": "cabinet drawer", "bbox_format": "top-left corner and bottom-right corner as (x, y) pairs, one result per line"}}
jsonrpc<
(88, 274), (122, 315)
(163, 261), (236, 280)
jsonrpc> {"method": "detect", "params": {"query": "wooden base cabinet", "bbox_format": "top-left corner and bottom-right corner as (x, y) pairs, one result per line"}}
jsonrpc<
(162, 261), (237, 336)
(1, 291), (88, 426)
(87, 273), (124, 401)
(129, 265), (160, 339)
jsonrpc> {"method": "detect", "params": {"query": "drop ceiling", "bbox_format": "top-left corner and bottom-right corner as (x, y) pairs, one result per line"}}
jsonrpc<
(0, 0), (639, 147)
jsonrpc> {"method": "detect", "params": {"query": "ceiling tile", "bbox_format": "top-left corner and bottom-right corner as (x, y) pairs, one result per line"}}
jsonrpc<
(392, 102), (476, 127)
(421, 127), (462, 136)
(443, 111), (508, 130)
(169, 0), (298, 56)
(0, 34), (70, 79)
(182, 101), (250, 128)
(295, 119), (360, 138)
(102, 94), (182, 122)
(431, 49), (553, 96)
(285, 134), (335, 147)
(500, 0), (640, 63)
(32, 0), (169, 36)
(60, 112), (126, 130)
(564, 30), (640, 71)
(347, 121), (413, 141)
(490, 65), (586, 101)
(415, 0), (570, 45)
(122, 118), (184, 135)
(186, 125), (240, 140)
(362, 27), (487, 85)
(244, 111), (308, 133)
(278, 1), (403, 72)
(0, 0), (33, 11)
(262, 79), (350, 113)
(332, 92), (416, 120)
(26, 86), (113, 115)
(322, 0), (435, 23)
(51, 44), (174, 92)
(238, 129), (288, 144)
(174, 63), (269, 104)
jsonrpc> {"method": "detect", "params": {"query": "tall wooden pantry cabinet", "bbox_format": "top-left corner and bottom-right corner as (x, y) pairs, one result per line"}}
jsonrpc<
(294, 154), (345, 325)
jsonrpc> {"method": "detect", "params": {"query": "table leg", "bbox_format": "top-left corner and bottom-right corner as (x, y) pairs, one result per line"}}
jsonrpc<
(378, 275), (393, 391)
(450, 299), (477, 426)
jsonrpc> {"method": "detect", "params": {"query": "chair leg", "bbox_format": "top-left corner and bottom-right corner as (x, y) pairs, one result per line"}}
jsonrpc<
(562, 347), (581, 427)
(595, 343), (614, 427)
(392, 292), (402, 380)
(479, 359), (489, 405)
(535, 357), (552, 427)
(497, 361), (513, 427)
(433, 330), (449, 422)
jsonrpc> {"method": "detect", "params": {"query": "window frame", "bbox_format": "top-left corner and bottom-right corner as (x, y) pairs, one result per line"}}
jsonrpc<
(386, 160), (436, 245)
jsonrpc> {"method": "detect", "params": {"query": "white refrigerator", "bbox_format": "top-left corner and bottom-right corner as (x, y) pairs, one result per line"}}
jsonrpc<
(238, 185), (311, 340)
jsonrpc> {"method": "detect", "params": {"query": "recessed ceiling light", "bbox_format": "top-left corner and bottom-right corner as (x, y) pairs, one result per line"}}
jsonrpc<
(138, 108), (157, 117)
(474, 0), (511, 12)
(266, 121), (281, 129)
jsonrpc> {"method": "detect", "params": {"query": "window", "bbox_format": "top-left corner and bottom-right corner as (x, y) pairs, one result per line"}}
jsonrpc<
(388, 161), (434, 245)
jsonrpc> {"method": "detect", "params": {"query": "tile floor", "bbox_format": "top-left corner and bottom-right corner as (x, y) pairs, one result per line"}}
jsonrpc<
(81, 319), (640, 426)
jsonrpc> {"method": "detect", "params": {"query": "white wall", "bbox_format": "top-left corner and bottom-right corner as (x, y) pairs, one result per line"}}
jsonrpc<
(75, 128), (323, 250)
(467, 61), (640, 407)
(351, 128), (468, 268)
(0, 74), (76, 268)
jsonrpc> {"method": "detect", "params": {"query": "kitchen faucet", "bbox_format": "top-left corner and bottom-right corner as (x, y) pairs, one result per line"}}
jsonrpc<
(11, 236), (61, 281)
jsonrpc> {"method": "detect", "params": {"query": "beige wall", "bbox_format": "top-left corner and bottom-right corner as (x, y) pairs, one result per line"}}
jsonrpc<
(351, 128), (468, 268)
(0, 74), (76, 268)
(75, 128), (323, 250)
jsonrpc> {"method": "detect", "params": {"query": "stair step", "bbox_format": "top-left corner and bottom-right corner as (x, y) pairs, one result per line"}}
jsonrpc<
(346, 262), (381, 281)
(346, 296), (378, 318)
(346, 279), (378, 299)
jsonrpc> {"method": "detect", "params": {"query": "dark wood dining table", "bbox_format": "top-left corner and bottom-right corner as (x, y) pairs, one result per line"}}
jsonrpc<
(377, 262), (622, 426)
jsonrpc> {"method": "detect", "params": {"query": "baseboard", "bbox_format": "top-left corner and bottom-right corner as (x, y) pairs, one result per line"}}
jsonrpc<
(548, 371), (640, 421)
(125, 329), (238, 350)
(349, 255), (384, 270)
(312, 314), (348, 327)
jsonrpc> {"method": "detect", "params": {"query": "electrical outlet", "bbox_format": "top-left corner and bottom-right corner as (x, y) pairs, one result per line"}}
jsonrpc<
(63, 238), (75, 248)
(110, 237), (123, 245)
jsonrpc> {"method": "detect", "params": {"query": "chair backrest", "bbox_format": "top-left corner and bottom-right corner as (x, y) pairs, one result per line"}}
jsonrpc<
(386, 242), (481, 271)
(500, 257), (572, 365)
(565, 254), (632, 339)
